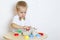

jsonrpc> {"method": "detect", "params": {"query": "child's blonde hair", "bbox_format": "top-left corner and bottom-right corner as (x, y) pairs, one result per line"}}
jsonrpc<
(16, 1), (27, 11)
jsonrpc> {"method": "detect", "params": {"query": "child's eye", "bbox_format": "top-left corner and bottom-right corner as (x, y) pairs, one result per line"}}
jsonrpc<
(24, 12), (26, 14)
(20, 12), (23, 13)
(20, 12), (26, 14)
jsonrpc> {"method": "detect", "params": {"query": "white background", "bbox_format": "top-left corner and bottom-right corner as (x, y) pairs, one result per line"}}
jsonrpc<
(0, 0), (60, 40)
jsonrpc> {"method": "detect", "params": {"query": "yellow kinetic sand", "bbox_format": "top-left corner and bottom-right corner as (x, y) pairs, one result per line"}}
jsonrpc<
(24, 35), (29, 40)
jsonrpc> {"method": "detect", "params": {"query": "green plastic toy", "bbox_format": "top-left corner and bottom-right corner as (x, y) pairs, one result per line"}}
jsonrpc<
(17, 29), (22, 33)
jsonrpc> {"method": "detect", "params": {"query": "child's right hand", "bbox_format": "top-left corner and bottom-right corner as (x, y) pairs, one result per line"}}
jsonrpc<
(23, 26), (31, 31)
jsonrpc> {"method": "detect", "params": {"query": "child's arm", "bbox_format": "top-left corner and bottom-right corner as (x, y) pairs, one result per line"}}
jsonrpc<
(11, 23), (24, 29)
(11, 23), (31, 29)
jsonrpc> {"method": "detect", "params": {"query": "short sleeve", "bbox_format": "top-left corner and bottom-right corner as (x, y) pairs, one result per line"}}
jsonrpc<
(12, 15), (19, 25)
(11, 15), (25, 26)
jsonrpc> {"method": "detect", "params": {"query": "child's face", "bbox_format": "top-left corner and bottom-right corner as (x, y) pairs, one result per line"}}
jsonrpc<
(17, 6), (27, 18)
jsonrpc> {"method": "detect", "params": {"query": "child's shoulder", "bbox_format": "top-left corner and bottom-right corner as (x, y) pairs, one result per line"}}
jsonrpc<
(13, 15), (19, 18)
(13, 15), (19, 17)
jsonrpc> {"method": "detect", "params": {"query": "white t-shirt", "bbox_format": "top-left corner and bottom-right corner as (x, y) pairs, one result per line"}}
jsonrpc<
(11, 15), (31, 32)
(12, 15), (31, 26)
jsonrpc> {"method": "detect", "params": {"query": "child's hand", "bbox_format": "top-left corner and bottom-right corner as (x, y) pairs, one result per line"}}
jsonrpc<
(23, 26), (31, 31)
